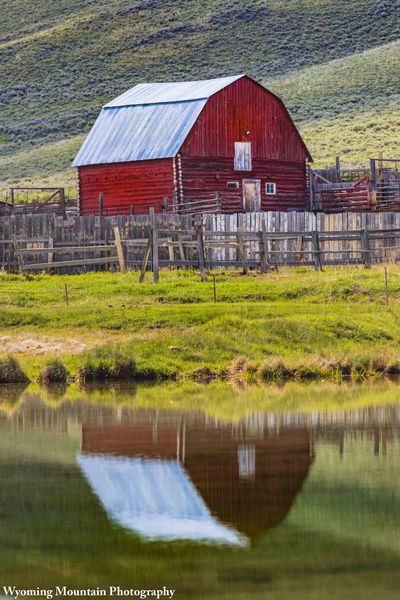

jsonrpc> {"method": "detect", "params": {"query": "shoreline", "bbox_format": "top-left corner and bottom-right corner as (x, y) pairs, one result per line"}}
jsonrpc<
(2, 351), (400, 386)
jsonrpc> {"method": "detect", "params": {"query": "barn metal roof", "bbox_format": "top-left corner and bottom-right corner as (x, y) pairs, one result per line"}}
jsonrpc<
(72, 75), (244, 167)
(105, 74), (244, 107)
(72, 100), (206, 166)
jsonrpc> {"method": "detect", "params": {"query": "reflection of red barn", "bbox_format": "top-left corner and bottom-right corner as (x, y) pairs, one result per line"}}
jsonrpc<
(82, 416), (312, 541)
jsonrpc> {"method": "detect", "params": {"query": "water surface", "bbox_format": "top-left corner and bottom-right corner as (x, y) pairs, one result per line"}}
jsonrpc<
(1, 384), (400, 599)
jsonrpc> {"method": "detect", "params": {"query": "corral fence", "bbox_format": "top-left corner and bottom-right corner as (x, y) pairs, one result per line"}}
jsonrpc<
(312, 157), (400, 212)
(79, 191), (223, 217)
(0, 187), (78, 218)
(3, 211), (400, 278)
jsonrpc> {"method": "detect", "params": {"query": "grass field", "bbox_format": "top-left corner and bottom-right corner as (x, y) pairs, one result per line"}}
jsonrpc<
(1, 266), (400, 383)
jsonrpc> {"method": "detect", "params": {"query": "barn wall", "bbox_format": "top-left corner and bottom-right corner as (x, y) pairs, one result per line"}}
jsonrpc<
(181, 157), (308, 211)
(180, 76), (310, 162)
(78, 159), (174, 215)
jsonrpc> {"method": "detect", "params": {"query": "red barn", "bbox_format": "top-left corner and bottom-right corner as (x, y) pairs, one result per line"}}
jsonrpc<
(73, 75), (312, 215)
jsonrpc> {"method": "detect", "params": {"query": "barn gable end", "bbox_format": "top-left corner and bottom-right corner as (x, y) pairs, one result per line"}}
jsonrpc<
(180, 76), (311, 162)
(177, 76), (310, 212)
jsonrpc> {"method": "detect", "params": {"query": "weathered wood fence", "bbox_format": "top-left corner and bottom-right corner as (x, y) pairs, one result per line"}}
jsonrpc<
(312, 157), (400, 212)
(2, 211), (400, 277)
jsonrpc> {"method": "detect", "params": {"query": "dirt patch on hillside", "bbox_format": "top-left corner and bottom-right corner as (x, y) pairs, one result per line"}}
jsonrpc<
(0, 335), (87, 355)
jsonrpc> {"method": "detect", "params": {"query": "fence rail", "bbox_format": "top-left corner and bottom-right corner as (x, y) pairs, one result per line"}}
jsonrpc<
(2, 211), (400, 276)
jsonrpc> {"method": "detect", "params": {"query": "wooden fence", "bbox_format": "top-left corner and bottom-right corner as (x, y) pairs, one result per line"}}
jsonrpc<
(2, 211), (400, 277)
(312, 158), (400, 212)
(0, 187), (77, 218)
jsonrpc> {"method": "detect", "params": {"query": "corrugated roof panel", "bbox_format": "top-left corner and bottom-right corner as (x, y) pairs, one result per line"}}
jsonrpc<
(105, 74), (244, 107)
(72, 99), (207, 166)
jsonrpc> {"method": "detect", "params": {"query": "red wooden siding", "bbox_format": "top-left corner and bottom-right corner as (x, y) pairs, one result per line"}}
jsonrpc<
(181, 157), (308, 211)
(78, 159), (174, 215)
(180, 76), (310, 162)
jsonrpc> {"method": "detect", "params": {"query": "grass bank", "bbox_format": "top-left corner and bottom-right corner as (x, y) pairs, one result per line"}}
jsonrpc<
(1, 266), (400, 383)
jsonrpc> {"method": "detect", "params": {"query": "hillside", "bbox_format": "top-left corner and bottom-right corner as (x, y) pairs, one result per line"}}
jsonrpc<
(268, 40), (400, 167)
(0, 0), (399, 192)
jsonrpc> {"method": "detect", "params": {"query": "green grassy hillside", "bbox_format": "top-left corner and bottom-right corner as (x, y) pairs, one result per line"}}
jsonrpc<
(268, 40), (400, 166)
(0, 0), (399, 192)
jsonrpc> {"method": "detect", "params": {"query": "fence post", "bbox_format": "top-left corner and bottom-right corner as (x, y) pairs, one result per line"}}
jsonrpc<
(172, 191), (177, 214)
(59, 188), (66, 219)
(196, 218), (207, 281)
(113, 225), (126, 273)
(12, 236), (24, 274)
(312, 229), (323, 271)
(308, 169), (315, 211)
(258, 231), (266, 272)
(47, 235), (54, 272)
(335, 156), (341, 181)
(236, 231), (248, 274)
(370, 159), (377, 209)
(260, 218), (271, 272)
(150, 207), (159, 283)
(177, 234), (186, 262)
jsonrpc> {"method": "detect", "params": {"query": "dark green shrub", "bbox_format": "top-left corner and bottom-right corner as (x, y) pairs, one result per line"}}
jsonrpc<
(38, 359), (69, 384)
(0, 356), (29, 384)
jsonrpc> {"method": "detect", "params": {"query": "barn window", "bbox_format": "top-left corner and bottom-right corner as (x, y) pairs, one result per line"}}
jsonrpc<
(234, 142), (252, 171)
(265, 182), (277, 195)
(227, 181), (239, 190)
(238, 444), (255, 478)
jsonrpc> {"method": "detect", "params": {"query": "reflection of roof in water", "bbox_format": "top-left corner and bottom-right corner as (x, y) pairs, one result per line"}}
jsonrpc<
(78, 454), (246, 545)
(80, 419), (312, 543)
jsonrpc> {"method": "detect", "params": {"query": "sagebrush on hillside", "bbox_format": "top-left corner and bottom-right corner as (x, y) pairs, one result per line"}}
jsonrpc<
(0, 0), (399, 191)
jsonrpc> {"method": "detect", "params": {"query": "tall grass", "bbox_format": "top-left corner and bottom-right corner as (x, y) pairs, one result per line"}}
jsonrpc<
(78, 344), (136, 383)
(37, 359), (69, 384)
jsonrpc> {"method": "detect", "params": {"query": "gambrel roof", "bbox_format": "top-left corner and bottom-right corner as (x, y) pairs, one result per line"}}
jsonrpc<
(72, 75), (243, 166)
(72, 74), (311, 167)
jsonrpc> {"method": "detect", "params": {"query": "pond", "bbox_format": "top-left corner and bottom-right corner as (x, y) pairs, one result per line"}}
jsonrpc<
(1, 382), (400, 599)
